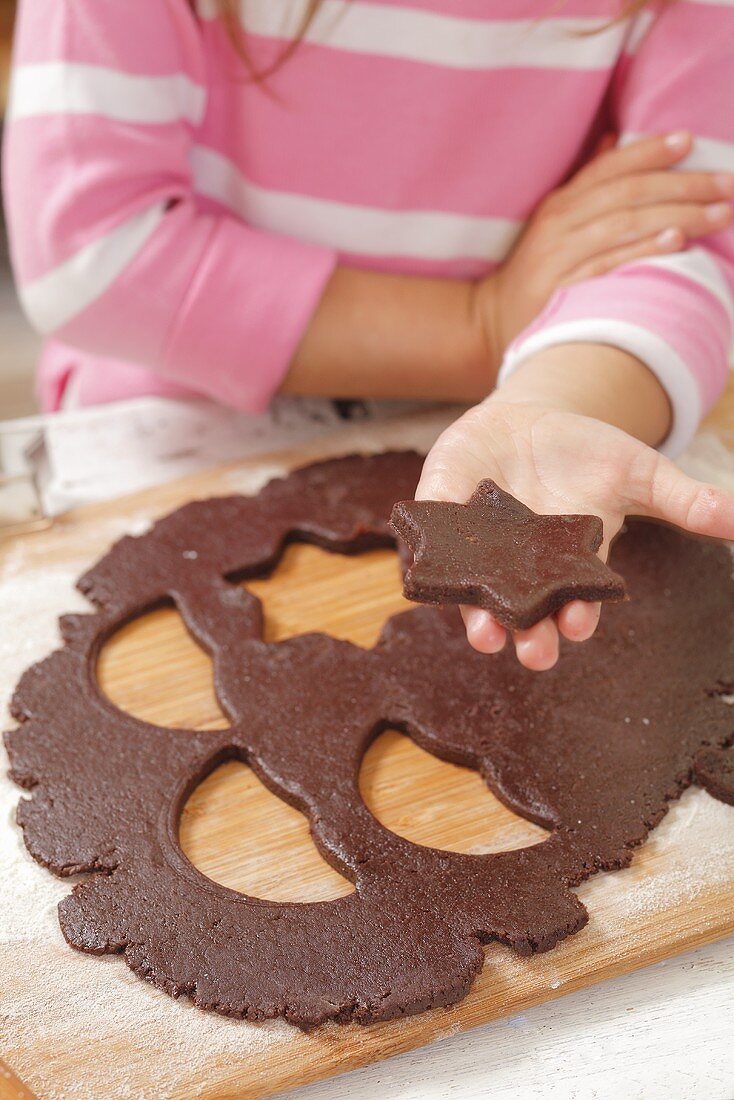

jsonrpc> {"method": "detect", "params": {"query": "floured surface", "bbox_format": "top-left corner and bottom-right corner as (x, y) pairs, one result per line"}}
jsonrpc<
(2, 409), (734, 1100)
(0, 526), (293, 1100)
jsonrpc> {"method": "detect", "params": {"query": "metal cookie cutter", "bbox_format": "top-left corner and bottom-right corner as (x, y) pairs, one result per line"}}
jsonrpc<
(0, 421), (51, 540)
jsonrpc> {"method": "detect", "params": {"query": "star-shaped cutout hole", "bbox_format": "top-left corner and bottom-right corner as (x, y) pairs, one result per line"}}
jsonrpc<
(390, 480), (627, 631)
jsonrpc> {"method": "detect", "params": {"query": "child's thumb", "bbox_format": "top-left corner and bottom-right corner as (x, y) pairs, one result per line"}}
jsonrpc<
(638, 453), (734, 541)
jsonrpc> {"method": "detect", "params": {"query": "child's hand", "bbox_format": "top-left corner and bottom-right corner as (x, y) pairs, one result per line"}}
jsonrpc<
(473, 131), (734, 364)
(418, 363), (734, 671)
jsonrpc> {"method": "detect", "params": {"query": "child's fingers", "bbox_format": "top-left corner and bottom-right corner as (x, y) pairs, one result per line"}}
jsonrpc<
(580, 200), (732, 255)
(636, 453), (734, 541)
(566, 169), (734, 229)
(461, 606), (506, 654)
(555, 199), (732, 277)
(513, 618), (560, 671)
(462, 606), (564, 671)
(568, 131), (693, 192)
(561, 227), (685, 284)
(557, 600), (601, 643)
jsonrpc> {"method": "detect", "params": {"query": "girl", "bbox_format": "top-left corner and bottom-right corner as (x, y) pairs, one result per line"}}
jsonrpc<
(4, 0), (734, 669)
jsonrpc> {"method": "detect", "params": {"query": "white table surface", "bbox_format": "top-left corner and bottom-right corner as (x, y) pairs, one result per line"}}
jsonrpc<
(3, 396), (732, 1100)
(284, 940), (734, 1100)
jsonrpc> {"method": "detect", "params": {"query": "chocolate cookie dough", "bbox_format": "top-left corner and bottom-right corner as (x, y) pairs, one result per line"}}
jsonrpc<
(391, 479), (626, 630)
(694, 745), (734, 806)
(5, 452), (734, 1029)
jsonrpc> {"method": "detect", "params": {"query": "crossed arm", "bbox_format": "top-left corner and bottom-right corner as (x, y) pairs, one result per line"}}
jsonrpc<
(283, 133), (733, 403)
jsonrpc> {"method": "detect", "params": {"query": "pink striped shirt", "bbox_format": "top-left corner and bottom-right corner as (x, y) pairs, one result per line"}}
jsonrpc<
(4, 0), (734, 455)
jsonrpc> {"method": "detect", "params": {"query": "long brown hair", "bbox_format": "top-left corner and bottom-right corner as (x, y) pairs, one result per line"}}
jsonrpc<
(215, 0), (320, 79)
(212, 0), (665, 80)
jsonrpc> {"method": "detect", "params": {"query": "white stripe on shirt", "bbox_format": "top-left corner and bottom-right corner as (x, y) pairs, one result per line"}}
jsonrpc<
(19, 203), (167, 334)
(622, 7), (656, 55)
(631, 249), (734, 328)
(190, 144), (522, 262)
(7, 63), (207, 126)
(197, 0), (632, 72)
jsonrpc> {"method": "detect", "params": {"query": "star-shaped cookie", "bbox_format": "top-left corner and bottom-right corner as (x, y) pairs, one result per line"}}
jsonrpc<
(390, 480), (627, 631)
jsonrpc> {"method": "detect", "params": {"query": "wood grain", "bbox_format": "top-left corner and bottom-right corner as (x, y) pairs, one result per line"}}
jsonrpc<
(0, 0), (14, 115)
(0, 1059), (36, 1100)
(3, 402), (734, 1100)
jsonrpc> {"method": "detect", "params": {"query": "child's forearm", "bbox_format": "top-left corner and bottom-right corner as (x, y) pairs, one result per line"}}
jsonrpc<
(277, 129), (733, 411)
(494, 344), (672, 448)
(280, 266), (497, 403)
(280, 266), (672, 451)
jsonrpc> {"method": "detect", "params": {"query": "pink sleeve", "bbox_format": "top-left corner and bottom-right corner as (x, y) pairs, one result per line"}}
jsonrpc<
(500, 1), (734, 457)
(2, 0), (337, 413)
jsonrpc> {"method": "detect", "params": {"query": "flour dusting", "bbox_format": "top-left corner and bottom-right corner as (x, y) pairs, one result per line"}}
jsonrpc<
(0, 517), (289, 1100)
(579, 786), (734, 927)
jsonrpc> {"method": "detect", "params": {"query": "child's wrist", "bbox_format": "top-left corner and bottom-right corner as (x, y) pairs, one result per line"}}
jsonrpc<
(467, 276), (505, 383)
(487, 344), (672, 447)
(490, 355), (581, 414)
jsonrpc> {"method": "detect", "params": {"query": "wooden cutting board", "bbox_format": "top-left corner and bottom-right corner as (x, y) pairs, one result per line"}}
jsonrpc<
(2, 405), (734, 1100)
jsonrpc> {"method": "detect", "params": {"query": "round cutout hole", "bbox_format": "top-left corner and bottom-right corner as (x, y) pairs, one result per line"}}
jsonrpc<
(180, 760), (355, 903)
(97, 603), (228, 730)
(360, 730), (549, 854)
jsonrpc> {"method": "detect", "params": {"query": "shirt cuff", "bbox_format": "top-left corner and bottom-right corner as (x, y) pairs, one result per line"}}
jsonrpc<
(163, 216), (338, 414)
(499, 317), (701, 458)
(498, 264), (733, 459)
